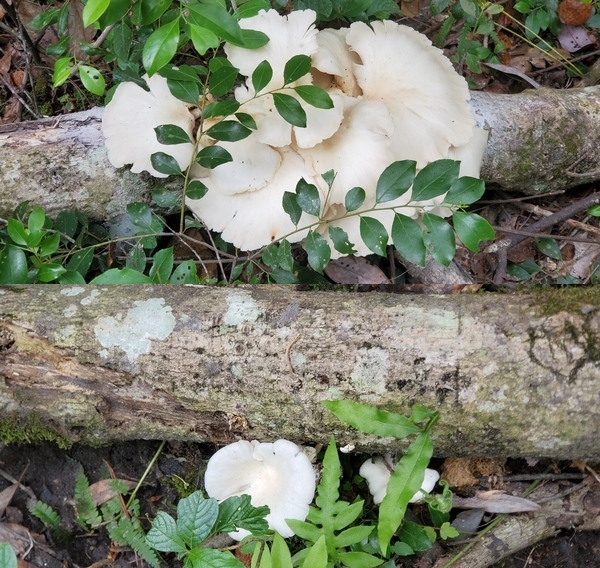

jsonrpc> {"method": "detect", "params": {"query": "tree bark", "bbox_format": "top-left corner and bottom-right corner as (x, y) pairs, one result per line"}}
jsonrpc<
(0, 285), (598, 458)
(2, 87), (600, 219)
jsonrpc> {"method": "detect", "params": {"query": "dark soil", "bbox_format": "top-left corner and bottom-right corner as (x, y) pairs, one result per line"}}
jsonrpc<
(0, 441), (598, 568)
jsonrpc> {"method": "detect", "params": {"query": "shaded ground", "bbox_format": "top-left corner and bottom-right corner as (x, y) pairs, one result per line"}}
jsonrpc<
(0, 441), (598, 567)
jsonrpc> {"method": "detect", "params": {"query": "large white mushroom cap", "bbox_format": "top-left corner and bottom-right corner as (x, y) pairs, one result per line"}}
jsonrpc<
(346, 20), (476, 168)
(204, 439), (316, 539)
(102, 74), (196, 178)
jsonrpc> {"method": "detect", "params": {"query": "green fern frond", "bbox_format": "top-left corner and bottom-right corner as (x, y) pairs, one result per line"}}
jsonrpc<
(108, 516), (160, 568)
(29, 501), (60, 529)
(74, 467), (102, 529)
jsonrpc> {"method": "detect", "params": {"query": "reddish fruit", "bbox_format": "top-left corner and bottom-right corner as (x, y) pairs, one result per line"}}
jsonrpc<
(557, 0), (593, 26)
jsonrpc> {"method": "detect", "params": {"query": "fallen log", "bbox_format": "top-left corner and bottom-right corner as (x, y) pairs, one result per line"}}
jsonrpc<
(0, 285), (598, 458)
(2, 87), (600, 220)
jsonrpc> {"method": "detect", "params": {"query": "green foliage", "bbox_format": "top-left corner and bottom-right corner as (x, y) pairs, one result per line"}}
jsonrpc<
(29, 500), (61, 530)
(0, 543), (17, 568)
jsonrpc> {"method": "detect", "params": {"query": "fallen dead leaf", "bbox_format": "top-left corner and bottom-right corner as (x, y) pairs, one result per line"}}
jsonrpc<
(0, 522), (31, 556)
(89, 478), (136, 507)
(0, 483), (19, 517)
(452, 490), (541, 513)
(401, 0), (420, 17)
(324, 256), (390, 284)
(558, 24), (594, 52)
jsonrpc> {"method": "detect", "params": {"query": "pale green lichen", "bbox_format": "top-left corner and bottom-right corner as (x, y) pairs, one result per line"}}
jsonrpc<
(224, 291), (264, 326)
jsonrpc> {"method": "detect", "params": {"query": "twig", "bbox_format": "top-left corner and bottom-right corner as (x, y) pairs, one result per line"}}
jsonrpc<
(0, 73), (40, 119)
(491, 226), (600, 245)
(510, 202), (600, 238)
(285, 334), (301, 375)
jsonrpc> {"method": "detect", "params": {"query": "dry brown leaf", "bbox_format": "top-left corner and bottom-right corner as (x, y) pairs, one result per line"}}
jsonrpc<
(0, 45), (15, 76)
(0, 522), (31, 556)
(69, 0), (95, 61)
(400, 0), (420, 17)
(569, 241), (600, 280)
(324, 257), (390, 284)
(453, 491), (541, 513)
(89, 478), (136, 507)
(0, 483), (19, 517)
(11, 70), (24, 88)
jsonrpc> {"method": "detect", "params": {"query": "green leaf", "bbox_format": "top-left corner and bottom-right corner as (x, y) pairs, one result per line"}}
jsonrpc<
(78, 65), (105, 96)
(214, 494), (269, 534)
(39, 232), (61, 257)
(392, 213), (426, 266)
(285, 519), (323, 543)
(333, 525), (374, 548)
(293, 85), (334, 109)
(90, 268), (153, 284)
(185, 547), (242, 567)
(444, 176), (485, 205)
(37, 263), (67, 282)
(397, 520), (434, 552)
(392, 541), (414, 556)
(282, 191), (302, 225)
(55, 210), (78, 237)
(376, 160), (416, 204)
(152, 188), (181, 208)
(203, 100), (241, 119)
(262, 243), (279, 271)
(46, 35), (69, 57)
(296, 179), (321, 217)
(240, 29), (270, 49)
(378, 433), (433, 553)
(206, 121), (252, 142)
(83, 0), (110, 27)
(127, 202), (153, 229)
(140, 0), (171, 25)
(187, 3), (244, 44)
(305, 230), (331, 274)
(273, 93), (306, 128)
(28, 206), (45, 234)
(143, 19), (180, 76)
(146, 512), (187, 553)
(336, 552), (383, 568)
(149, 247), (174, 283)
(67, 248), (94, 278)
(208, 60), (239, 97)
(452, 211), (495, 252)
(0, 543), (17, 568)
(301, 535), (328, 568)
(7, 219), (29, 247)
(235, 113), (257, 130)
(99, 0), (131, 27)
(234, 0), (271, 19)
(359, 216), (388, 256)
(155, 124), (192, 145)
(271, 533), (293, 568)
(412, 160), (460, 201)
(196, 145), (233, 169)
(52, 57), (72, 88)
(322, 400), (421, 438)
(587, 203), (600, 216)
(535, 237), (562, 260)
(422, 213), (455, 266)
(328, 226), (356, 255)
(177, 492), (219, 548)
(170, 260), (199, 283)
(440, 521), (460, 540)
(0, 245), (28, 284)
(252, 60), (273, 93)
(186, 180), (208, 200)
(283, 54), (312, 85)
(151, 152), (183, 176)
(278, 239), (294, 271)
(322, 169), (335, 188)
(29, 8), (61, 30)
(187, 24), (220, 56)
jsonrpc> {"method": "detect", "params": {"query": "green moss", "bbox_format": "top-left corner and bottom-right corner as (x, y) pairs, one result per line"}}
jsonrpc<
(528, 285), (600, 316)
(0, 414), (73, 449)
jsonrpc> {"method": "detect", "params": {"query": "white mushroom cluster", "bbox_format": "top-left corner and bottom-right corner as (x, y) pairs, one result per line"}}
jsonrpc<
(204, 439), (316, 540)
(102, 9), (488, 255)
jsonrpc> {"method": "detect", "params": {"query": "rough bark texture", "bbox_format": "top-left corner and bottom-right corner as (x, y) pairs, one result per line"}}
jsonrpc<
(0, 285), (598, 458)
(2, 87), (600, 219)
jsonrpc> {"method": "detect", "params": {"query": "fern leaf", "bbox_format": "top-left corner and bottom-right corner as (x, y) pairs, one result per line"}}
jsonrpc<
(74, 467), (102, 529)
(29, 501), (60, 529)
(108, 516), (160, 568)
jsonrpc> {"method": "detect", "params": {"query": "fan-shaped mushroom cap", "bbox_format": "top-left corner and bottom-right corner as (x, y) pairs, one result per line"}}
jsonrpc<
(186, 145), (323, 250)
(225, 9), (319, 91)
(102, 74), (195, 178)
(312, 28), (362, 97)
(346, 21), (475, 168)
(448, 127), (490, 178)
(204, 439), (316, 539)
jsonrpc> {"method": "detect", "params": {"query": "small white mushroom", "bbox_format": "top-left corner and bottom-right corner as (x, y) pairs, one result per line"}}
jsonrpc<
(204, 439), (316, 539)
(102, 74), (196, 178)
(360, 455), (440, 505)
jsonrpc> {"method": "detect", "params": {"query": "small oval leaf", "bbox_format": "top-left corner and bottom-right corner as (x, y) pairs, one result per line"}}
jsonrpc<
(283, 54), (312, 85)
(195, 146), (233, 169)
(305, 230), (331, 274)
(293, 85), (334, 109)
(360, 216), (389, 256)
(150, 152), (183, 176)
(273, 93), (306, 128)
(205, 120), (252, 142)
(345, 187), (366, 212)
(296, 179), (321, 217)
(252, 59), (273, 93)
(154, 124), (192, 145)
(376, 160), (416, 204)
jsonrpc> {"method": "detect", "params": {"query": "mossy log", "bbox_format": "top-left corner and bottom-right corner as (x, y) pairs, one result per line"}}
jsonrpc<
(0, 285), (598, 458)
(2, 87), (600, 220)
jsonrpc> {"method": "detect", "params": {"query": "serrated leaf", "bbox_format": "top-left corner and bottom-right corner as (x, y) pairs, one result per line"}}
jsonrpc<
(359, 216), (388, 256)
(296, 179), (321, 217)
(535, 237), (562, 260)
(376, 160), (416, 203)
(187, 3), (244, 45)
(378, 433), (433, 553)
(206, 120), (252, 142)
(344, 187), (365, 212)
(142, 19), (180, 76)
(322, 400), (421, 438)
(186, 547), (242, 567)
(445, 176), (485, 205)
(282, 191), (302, 226)
(186, 180), (208, 200)
(452, 211), (495, 252)
(273, 93), (306, 128)
(176, 492), (218, 548)
(283, 54), (312, 84)
(305, 230), (330, 274)
(214, 494), (269, 534)
(293, 85), (334, 109)
(146, 511), (187, 553)
(422, 213), (455, 266)
(0, 245), (28, 284)
(440, 521), (460, 540)
(203, 100), (240, 119)
(412, 160), (459, 201)
(83, 0), (110, 27)
(78, 64), (106, 95)
(328, 226), (356, 255)
(195, 145), (233, 169)
(155, 124), (192, 145)
(392, 213), (426, 266)
(252, 60), (273, 93)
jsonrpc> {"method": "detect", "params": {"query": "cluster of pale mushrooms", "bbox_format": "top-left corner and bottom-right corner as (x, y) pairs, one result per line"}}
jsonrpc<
(102, 9), (488, 257)
(204, 439), (439, 539)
